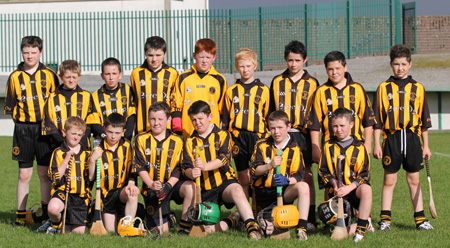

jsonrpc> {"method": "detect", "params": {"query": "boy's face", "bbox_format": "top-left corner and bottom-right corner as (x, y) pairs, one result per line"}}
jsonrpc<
(104, 125), (125, 147)
(193, 51), (216, 73)
(236, 59), (256, 81)
(145, 48), (166, 71)
(286, 52), (307, 75)
(62, 127), (84, 148)
(22, 46), (42, 69)
(60, 70), (81, 90)
(149, 110), (170, 136)
(390, 57), (411, 79)
(101, 65), (122, 90)
(326, 61), (347, 85)
(189, 112), (212, 135)
(268, 119), (291, 144)
(331, 116), (354, 141)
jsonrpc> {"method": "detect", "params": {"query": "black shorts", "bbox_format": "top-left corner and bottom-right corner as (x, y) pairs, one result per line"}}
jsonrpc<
(254, 187), (294, 212)
(382, 130), (424, 173)
(102, 188), (125, 214)
(232, 130), (266, 172)
(201, 179), (238, 209)
(143, 180), (186, 227)
(13, 122), (54, 167)
(52, 189), (90, 226)
(289, 130), (312, 165)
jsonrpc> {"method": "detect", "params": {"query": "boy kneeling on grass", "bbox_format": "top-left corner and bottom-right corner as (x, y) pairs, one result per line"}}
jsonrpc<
(318, 108), (372, 242)
(46, 117), (91, 234)
(182, 100), (261, 240)
(88, 113), (139, 232)
(250, 110), (310, 241)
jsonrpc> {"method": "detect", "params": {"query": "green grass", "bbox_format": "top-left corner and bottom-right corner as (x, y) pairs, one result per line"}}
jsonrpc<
(0, 133), (449, 247)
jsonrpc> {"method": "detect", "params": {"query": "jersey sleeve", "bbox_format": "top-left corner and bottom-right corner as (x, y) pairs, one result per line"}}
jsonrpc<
(181, 138), (195, 176)
(132, 136), (148, 174)
(306, 90), (322, 131)
(289, 149), (304, 183)
(360, 86), (376, 128)
(217, 131), (232, 167)
(372, 84), (383, 130)
(221, 89), (232, 131)
(170, 74), (184, 117)
(48, 150), (64, 186)
(350, 145), (370, 186)
(318, 144), (335, 188)
(420, 89), (432, 129)
(250, 141), (266, 178)
(41, 95), (59, 135)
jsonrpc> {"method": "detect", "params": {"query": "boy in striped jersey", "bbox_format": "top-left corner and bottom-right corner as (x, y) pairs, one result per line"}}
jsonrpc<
(373, 45), (433, 231)
(5, 36), (59, 227)
(87, 58), (135, 141)
(88, 113), (138, 232)
(133, 102), (195, 234)
(222, 48), (270, 200)
(269, 41), (319, 228)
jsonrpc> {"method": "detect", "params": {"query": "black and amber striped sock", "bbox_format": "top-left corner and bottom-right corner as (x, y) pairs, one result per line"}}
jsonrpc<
(16, 210), (26, 219)
(414, 211), (426, 227)
(222, 217), (233, 228)
(244, 219), (259, 235)
(51, 220), (62, 229)
(296, 219), (308, 232)
(179, 219), (192, 233)
(356, 218), (369, 235)
(380, 210), (391, 223)
(308, 205), (316, 223)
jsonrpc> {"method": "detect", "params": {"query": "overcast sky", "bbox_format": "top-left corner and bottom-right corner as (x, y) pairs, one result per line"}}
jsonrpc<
(209, 0), (450, 16)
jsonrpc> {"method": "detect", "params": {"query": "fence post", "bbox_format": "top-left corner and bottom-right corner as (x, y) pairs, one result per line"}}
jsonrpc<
(258, 7), (263, 71)
(389, 0), (393, 48)
(395, 0), (402, 44)
(304, 3), (308, 67)
(347, 0), (352, 59)
(229, 9), (233, 74)
(413, 1), (417, 53)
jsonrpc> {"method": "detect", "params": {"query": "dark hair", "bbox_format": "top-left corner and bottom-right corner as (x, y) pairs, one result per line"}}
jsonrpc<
(104, 113), (126, 128)
(284, 40), (307, 60)
(390, 44), (411, 62)
(267, 110), (290, 126)
(330, 108), (354, 123)
(101, 57), (122, 73)
(148, 101), (171, 119)
(144, 36), (167, 53)
(324, 51), (346, 67)
(188, 100), (211, 116)
(194, 38), (217, 56)
(21, 36), (43, 51)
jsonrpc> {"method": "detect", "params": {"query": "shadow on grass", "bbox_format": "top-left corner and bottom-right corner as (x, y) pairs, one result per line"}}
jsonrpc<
(0, 211), (43, 232)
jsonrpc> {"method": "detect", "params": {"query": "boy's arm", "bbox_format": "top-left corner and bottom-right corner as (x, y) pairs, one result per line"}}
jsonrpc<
(422, 128), (431, 159)
(221, 90), (231, 131)
(182, 139), (201, 180)
(373, 129), (383, 159)
(138, 170), (159, 191)
(306, 91), (322, 163)
(310, 130), (321, 164)
(372, 85), (383, 159)
(363, 126), (373, 154)
(124, 115), (135, 141)
(88, 147), (103, 181)
(217, 75), (228, 116)
(250, 143), (281, 176)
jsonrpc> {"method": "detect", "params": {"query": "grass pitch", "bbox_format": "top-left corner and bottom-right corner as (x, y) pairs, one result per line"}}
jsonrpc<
(0, 133), (449, 247)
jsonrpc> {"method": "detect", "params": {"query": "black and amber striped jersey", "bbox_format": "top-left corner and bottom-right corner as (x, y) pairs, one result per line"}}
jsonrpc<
(4, 62), (59, 122)
(222, 79), (270, 136)
(93, 138), (134, 198)
(42, 85), (92, 136)
(171, 65), (227, 138)
(318, 136), (370, 189)
(132, 130), (183, 196)
(306, 72), (376, 143)
(131, 61), (178, 134)
(182, 125), (236, 191)
(373, 76), (431, 138)
(250, 136), (304, 188)
(48, 142), (91, 198)
(269, 69), (319, 130)
(86, 82), (135, 127)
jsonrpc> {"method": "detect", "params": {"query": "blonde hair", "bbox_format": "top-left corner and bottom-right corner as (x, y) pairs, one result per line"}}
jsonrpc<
(64, 116), (86, 132)
(59, 60), (81, 76)
(234, 48), (258, 69)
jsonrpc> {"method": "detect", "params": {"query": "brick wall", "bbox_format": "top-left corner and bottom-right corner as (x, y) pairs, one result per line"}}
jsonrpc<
(417, 16), (450, 54)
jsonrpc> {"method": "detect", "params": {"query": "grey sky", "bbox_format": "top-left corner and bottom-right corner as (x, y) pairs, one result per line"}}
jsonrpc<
(209, 0), (450, 16)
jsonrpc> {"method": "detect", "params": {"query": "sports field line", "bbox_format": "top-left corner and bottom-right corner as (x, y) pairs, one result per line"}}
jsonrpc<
(434, 152), (450, 158)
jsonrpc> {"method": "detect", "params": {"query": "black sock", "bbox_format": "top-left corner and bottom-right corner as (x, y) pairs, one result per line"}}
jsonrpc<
(296, 219), (308, 232)
(380, 210), (391, 223)
(356, 218), (369, 235)
(414, 210), (426, 227)
(41, 202), (49, 219)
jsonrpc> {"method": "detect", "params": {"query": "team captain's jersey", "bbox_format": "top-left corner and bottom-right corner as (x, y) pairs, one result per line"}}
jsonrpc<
(171, 65), (227, 138)
(373, 76), (431, 138)
(318, 136), (370, 189)
(42, 85), (92, 136)
(306, 72), (376, 143)
(132, 130), (183, 196)
(182, 125), (236, 191)
(222, 79), (270, 135)
(131, 61), (178, 134)
(86, 82), (135, 127)
(269, 69), (319, 130)
(48, 142), (91, 198)
(4, 62), (59, 122)
(93, 138), (135, 198)
(250, 137), (304, 188)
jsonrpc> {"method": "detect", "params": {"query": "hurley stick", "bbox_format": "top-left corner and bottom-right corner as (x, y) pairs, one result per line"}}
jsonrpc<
(155, 147), (164, 235)
(90, 150), (108, 235)
(330, 154), (348, 241)
(62, 155), (73, 235)
(425, 157), (437, 219)
(189, 145), (207, 238)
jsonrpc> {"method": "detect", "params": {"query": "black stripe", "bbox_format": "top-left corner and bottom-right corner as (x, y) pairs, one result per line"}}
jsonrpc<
(139, 70), (147, 132)
(324, 89), (334, 140)
(54, 96), (63, 132)
(18, 74), (29, 121)
(32, 72), (44, 122)
(398, 85), (405, 128)
(162, 70), (171, 101)
(254, 86), (264, 133)
(113, 149), (120, 189)
(120, 84), (128, 118)
(242, 86), (250, 131)
(166, 139), (176, 182)
(349, 86), (357, 137)
(102, 153), (109, 190)
(76, 92), (83, 118)
(279, 79), (286, 113)
(97, 91), (107, 121)
(409, 84), (418, 131)
(151, 71), (158, 104)
(289, 80), (297, 126)
(232, 86), (240, 130)
(349, 146), (360, 178)
(386, 84), (396, 131)
(75, 153), (82, 196)
(299, 82), (311, 128)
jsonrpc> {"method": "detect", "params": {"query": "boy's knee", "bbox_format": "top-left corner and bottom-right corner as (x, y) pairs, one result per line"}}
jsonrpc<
(18, 171), (33, 183)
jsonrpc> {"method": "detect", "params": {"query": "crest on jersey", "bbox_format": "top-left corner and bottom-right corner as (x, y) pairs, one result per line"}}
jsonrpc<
(233, 96), (240, 103)
(54, 105), (61, 112)
(140, 79), (146, 86)
(99, 101), (106, 107)
(387, 93), (393, 101)
(41, 79), (47, 87)
(77, 102), (83, 110)
(410, 92), (416, 101)
(103, 162), (109, 170)
(145, 148), (151, 156)
(168, 149), (174, 158)
(121, 96), (127, 106)
(326, 98), (333, 106)
(215, 140), (220, 150)
(254, 95), (261, 104)
(163, 79), (169, 87)
(209, 87), (216, 94)
(20, 84), (26, 91)
(302, 91), (309, 100)
(351, 157), (357, 165)
(349, 95), (356, 104)
(186, 86), (193, 93)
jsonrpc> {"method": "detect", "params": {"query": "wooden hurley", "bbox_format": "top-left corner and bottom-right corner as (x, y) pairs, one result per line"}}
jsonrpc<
(156, 148), (164, 235)
(425, 157), (437, 219)
(90, 152), (108, 235)
(330, 154), (349, 241)
(62, 155), (73, 235)
(189, 146), (207, 238)
(270, 148), (290, 240)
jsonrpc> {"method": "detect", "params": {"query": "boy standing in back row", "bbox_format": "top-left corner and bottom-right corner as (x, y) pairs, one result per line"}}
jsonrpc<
(373, 44), (433, 231)
(4, 36), (59, 226)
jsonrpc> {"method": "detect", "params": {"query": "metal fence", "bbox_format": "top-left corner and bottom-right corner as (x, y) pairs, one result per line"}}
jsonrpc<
(0, 0), (397, 74)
